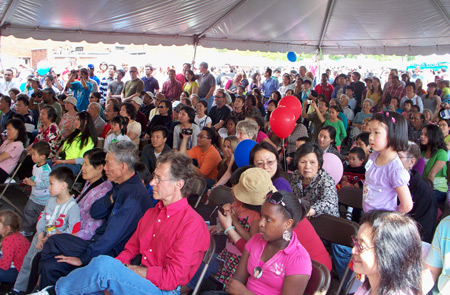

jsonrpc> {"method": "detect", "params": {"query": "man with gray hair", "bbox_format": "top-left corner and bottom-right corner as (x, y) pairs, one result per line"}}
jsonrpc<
(197, 62), (216, 111)
(35, 141), (153, 291)
(32, 151), (210, 295)
(87, 102), (106, 136)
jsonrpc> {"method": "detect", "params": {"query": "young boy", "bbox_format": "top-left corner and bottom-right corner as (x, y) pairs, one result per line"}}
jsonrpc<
(402, 99), (413, 119)
(353, 132), (370, 161)
(21, 141), (52, 236)
(287, 137), (310, 171)
(11, 167), (81, 294)
(340, 147), (366, 188)
(134, 162), (158, 207)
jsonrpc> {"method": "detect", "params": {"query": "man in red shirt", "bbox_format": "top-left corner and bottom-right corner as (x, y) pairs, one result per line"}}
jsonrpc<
(314, 73), (334, 102)
(161, 69), (182, 101)
(34, 152), (210, 295)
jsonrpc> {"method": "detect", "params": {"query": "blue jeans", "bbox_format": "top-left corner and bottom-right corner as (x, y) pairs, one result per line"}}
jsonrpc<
(203, 95), (215, 112)
(434, 189), (446, 203)
(331, 244), (353, 289)
(0, 267), (18, 283)
(186, 252), (221, 290)
(55, 255), (181, 295)
(51, 162), (81, 176)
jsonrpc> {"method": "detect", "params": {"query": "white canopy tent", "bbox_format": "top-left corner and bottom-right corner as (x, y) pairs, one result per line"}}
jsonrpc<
(0, 0), (449, 56)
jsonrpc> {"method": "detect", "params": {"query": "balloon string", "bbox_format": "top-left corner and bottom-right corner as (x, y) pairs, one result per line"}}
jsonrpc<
(283, 138), (287, 171)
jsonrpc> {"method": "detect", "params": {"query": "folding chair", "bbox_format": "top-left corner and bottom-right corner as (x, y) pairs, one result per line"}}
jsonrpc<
(309, 214), (359, 295)
(0, 150), (29, 217)
(191, 177), (207, 208)
(192, 234), (216, 295)
(305, 260), (331, 295)
(70, 168), (83, 195)
(338, 187), (363, 210)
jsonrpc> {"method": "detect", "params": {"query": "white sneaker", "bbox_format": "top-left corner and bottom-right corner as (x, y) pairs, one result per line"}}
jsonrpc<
(29, 286), (53, 295)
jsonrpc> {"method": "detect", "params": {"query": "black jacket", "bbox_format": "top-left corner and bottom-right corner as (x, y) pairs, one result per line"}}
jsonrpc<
(141, 143), (172, 174)
(408, 170), (438, 243)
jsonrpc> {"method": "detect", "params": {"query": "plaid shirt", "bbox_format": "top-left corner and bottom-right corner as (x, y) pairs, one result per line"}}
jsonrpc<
(384, 84), (406, 101)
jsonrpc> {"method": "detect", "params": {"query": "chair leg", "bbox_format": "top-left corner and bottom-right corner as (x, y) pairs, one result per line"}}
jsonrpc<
(336, 255), (354, 295)
(0, 196), (24, 217)
(194, 195), (202, 208)
(0, 180), (24, 217)
(192, 262), (210, 295)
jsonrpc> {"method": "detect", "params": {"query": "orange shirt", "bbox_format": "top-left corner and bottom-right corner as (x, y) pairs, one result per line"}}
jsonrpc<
(187, 145), (222, 181)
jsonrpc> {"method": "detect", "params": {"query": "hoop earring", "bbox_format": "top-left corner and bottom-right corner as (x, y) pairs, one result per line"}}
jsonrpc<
(283, 230), (291, 241)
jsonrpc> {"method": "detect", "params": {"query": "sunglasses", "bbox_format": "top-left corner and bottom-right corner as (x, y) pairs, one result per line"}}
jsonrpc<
(265, 191), (286, 207)
(157, 106), (165, 109)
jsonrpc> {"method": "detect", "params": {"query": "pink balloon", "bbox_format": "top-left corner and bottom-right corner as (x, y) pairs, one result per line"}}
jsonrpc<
(270, 107), (296, 139)
(278, 95), (302, 121)
(322, 153), (343, 185)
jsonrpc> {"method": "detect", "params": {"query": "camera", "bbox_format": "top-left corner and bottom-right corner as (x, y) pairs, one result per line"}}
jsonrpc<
(181, 128), (193, 135)
(31, 92), (43, 99)
(307, 99), (312, 105)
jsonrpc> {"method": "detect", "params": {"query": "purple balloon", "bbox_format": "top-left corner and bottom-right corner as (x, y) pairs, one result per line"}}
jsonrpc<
(322, 153), (343, 185)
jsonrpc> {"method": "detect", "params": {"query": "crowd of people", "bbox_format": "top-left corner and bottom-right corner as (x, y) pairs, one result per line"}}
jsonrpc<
(0, 61), (449, 294)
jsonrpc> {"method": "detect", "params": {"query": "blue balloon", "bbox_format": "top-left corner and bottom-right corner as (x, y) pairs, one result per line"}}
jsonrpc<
(37, 67), (50, 76)
(287, 51), (297, 62)
(234, 139), (257, 167)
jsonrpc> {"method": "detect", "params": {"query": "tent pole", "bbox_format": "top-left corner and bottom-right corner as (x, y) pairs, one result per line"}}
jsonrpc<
(192, 35), (199, 66)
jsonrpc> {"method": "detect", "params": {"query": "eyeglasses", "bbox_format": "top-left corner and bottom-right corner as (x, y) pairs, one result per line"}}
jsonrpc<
(266, 191), (286, 207)
(157, 106), (166, 109)
(214, 95), (224, 99)
(255, 159), (277, 168)
(351, 235), (375, 253)
(152, 175), (174, 184)
(197, 135), (209, 139)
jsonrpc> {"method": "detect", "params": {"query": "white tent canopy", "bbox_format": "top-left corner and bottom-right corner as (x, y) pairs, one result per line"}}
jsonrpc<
(1, 0), (449, 55)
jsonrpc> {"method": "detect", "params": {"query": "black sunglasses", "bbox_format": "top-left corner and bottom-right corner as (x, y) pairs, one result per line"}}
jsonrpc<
(266, 191), (286, 207)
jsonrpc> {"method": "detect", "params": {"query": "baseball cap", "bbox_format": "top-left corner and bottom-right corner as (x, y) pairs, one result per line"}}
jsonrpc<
(87, 64), (95, 70)
(64, 95), (77, 106)
(132, 97), (143, 105)
(41, 87), (55, 96)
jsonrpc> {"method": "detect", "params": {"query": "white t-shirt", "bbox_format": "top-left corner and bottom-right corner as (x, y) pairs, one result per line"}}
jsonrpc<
(104, 133), (131, 151)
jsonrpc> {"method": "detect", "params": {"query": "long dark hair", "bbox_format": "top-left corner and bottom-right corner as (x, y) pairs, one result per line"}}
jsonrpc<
(6, 118), (27, 145)
(250, 141), (288, 182)
(371, 112), (408, 152)
(360, 210), (422, 295)
(319, 125), (337, 149)
(420, 124), (447, 155)
(371, 77), (383, 94)
(111, 115), (129, 136)
(65, 111), (98, 149)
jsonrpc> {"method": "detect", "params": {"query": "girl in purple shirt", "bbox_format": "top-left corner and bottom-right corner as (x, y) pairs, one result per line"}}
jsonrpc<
(363, 112), (412, 213)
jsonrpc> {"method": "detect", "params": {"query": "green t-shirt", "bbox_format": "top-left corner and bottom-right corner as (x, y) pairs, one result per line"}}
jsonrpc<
(323, 119), (347, 147)
(63, 134), (94, 161)
(423, 149), (448, 192)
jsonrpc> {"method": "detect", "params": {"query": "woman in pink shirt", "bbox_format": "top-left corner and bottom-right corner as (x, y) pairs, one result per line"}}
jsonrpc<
(226, 190), (311, 295)
(0, 119), (26, 183)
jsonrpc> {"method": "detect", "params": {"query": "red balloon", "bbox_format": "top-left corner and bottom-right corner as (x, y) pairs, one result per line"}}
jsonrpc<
(270, 107), (296, 139)
(278, 95), (302, 120)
